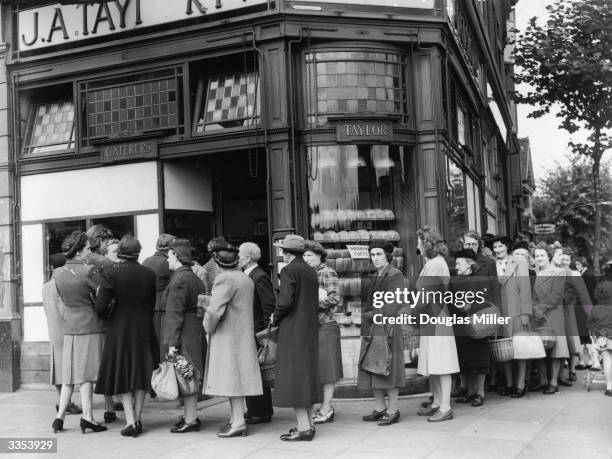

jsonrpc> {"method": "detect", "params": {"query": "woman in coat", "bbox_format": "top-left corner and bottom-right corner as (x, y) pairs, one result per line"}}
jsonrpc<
(51, 231), (107, 434)
(413, 226), (457, 422)
(203, 242), (262, 438)
(448, 249), (493, 407)
(162, 239), (207, 433)
(94, 236), (158, 437)
(272, 235), (321, 442)
(358, 241), (406, 426)
(531, 242), (568, 394)
(491, 236), (532, 396)
(303, 241), (342, 425)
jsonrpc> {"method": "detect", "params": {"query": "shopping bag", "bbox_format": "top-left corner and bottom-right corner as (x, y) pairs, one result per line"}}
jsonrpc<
(512, 332), (546, 359)
(173, 353), (199, 397)
(151, 361), (179, 401)
(359, 325), (393, 376)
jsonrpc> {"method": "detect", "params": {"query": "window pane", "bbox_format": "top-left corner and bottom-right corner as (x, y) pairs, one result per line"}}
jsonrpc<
(90, 216), (135, 240)
(46, 220), (86, 279)
(24, 101), (75, 155)
(447, 158), (465, 245)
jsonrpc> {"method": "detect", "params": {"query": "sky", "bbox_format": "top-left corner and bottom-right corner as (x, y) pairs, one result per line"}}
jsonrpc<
(514, 0), (593, 180)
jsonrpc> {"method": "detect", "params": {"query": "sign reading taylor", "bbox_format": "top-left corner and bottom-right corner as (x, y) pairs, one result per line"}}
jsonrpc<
(101, 139), (158, 163)
(18, 0), (268, 52)
(337, 120), (393, 143)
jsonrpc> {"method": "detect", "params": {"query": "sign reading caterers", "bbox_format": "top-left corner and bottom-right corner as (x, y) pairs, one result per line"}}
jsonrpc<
(336, 120), (393, 143)
(101, 139), (158, 163)
(18, 0), (268, 52)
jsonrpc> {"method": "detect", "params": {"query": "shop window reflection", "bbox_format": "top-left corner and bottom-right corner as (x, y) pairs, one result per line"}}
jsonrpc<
(446, 157), (466, 246)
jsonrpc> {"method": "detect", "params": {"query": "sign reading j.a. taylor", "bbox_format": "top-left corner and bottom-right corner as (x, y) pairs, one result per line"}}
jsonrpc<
(336, 120), (393, 143)
(18, 0), (268, 52)
(101, 139), (158, 163)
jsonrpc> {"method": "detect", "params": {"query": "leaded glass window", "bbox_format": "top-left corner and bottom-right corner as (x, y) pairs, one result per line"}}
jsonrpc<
(305, 51), (405, 125)
(192, 71), (260, 133)
(22, 101), (75, 155)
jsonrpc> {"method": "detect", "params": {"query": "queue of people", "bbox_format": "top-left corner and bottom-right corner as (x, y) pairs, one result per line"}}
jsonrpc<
(42, 223), (612, 442)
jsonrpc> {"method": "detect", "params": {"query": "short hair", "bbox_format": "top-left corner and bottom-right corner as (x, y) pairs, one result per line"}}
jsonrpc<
(561, 247), (574, 257)
(239, 242), (262, 262)
(511, 240), (530, 252)
(463, 231), (481, 243)
(534, 241), (554, 260)
(417, 226), (448, 258)
(304, 240), (327, 263)
(575, 256), (588, 267)
(86, 225), (113, 253)
(62, 231), (88, 259)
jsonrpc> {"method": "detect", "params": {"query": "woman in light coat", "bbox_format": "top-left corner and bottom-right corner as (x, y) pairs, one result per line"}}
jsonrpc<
(491, 236), (532, 396)
(203, 242), (262, 438)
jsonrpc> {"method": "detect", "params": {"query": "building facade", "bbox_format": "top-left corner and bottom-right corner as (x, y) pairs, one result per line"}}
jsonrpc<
(0, 0), (522, 390)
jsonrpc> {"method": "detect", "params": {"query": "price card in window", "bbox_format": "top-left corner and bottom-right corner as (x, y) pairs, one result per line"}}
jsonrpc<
(346, 245), (370, 259)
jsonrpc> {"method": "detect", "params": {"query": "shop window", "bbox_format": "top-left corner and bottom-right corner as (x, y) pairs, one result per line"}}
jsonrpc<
(446, 157), (465, 246)
(307, 144), (412, 317)
(466, 175), (482, 233)
(46, 220), (86, 279)
(305, 51), (405, 125)
(79, 68), (184, 147)
(20, 84), (75, 156)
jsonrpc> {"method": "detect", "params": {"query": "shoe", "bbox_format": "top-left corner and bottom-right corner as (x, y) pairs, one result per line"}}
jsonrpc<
(136, 420), (143, 434)
(568, 372), (577, 382)
(451, 387), (468, 398)
(455, 394), (475, 404)
(575, 364), (587, 370)
(528, 383), (546, 392)
(245, 415), (272, 425)
(543, 384), (559, 395)
(604, 390), (612, 397)
(149, 389), (157, 399)
(420, 396), (433, 408)
(558, 379), (572, 387)
(113, 402), (124, 411)
(377, 410), (399, 426)
(498, 386), (514, 396)
(170, 419), (200, 433)
(280, 428), (315, 442)
(511, 388), (526, 399)
(121, 424), (139, 437)
(104, 412), (117, 423)
(52, 418), (64, 433)
(313, 407), (335, 424)
(471, 395), (484, 407)
(428, 409), (453, 422)
(217, 423), (247, 438)
(80, 418), (108, 434)
(66, 403), (83, 415)
(417, 405), (439, 416)
(174, 416), (185, 428)
(362, 409), (386, 422)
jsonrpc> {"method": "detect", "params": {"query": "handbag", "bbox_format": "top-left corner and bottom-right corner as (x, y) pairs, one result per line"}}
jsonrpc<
(359, 324), (394, 376)
(151, 360), (179, 401)
(512, 314), (546, 360)
(172, 353), (199, 397)
(257, 321), (278, 386)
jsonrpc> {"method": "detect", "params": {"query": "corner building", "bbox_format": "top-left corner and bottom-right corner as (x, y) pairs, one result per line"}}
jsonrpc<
(0, 0), (522, 389)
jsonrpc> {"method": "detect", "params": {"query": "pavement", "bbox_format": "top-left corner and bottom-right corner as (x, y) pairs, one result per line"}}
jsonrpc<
(0, 376), (610, 459)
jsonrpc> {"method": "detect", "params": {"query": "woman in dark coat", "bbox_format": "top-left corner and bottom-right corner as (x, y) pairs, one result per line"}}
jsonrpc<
(94, 236), (158, 437)
(272, 235), (321, 442)
(358, 241), (405, 426)
(162, 239), (207, 433)
(448, 249), (493, 407)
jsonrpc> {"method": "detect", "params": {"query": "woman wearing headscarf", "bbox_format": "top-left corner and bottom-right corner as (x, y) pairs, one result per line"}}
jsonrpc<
(51, 231), (107, 434)
(203, 241), (262, 438)
(358, 241), (406, 426)
(94, 236), (158, 437)
(162, 239), (207, 433)
(413, 226), (457, 422)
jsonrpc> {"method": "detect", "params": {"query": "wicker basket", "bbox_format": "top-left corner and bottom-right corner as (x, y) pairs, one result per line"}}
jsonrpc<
(533, 316), (556, 351)
(466, 302), (499, 339)
(489, 325), (514, 362)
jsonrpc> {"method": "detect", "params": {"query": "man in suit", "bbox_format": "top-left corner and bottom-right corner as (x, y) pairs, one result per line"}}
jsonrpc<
(238, 242), (276, 424)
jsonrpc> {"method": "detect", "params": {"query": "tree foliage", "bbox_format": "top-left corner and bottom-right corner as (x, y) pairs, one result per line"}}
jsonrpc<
(514, 0), (612, 272)
(534, 156), (612, 263)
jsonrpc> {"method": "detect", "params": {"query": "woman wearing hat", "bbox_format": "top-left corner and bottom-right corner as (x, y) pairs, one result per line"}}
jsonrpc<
(492, 236), (532, 397)
(203, 242), (262, 438)
(303, 241), (342, 424)
(448, 248), (494, 407)
(162, 239), (207, 433)
(272, 235), (321, 441)
(358, 241), (406, 426)
(94, 236), (159, 437)
(51, 231), (107, 434)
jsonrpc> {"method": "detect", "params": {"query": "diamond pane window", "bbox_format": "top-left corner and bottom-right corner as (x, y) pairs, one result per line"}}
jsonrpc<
(23, 101), (75, 155)
(306, 51), (404, 125)
(193, 71), (260, 133)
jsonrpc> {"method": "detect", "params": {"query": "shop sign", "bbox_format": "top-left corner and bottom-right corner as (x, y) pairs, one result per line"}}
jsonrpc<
(346, 245), (370, 259)
(101, 139), (158, 163)
(533, 223), (556, 235)
(17, 0), (268, 52)
(336, 120), (393, 143)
